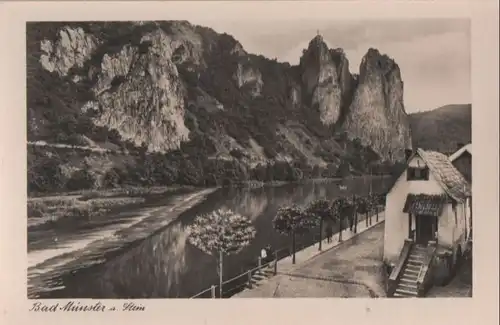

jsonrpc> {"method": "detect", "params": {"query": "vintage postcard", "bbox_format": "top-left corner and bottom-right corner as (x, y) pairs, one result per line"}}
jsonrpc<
(0, 1), (498, 325)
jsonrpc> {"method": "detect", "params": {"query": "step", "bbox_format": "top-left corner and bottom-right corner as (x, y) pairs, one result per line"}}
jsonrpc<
(409, 255), (426, 261)
(398, 282), (418, 290)
(393, 292), (417, 298)
(403, 268), (420, 275)
(395, 288), (418, 296)
(407, 258), (424, 264)
(400, 277), (418, 285)
(401, 276), (418, 283)
(406, 261), (423, 268)
(405, 264), (421, 272)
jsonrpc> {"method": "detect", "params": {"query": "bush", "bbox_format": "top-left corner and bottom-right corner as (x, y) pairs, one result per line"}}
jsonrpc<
(229, 148), (245, 159)
(28, 158), (66, 193)
(66, 169), (95, 191)
(103, 167), (124, 188)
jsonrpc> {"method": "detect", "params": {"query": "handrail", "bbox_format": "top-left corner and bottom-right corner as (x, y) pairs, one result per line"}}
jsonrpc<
(388, 239), (413, 297)
(190, 285), (216, 299)
(222, 259), (275, 286)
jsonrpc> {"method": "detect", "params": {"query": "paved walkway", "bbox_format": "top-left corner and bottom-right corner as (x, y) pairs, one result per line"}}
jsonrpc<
(233, 211), (386, 298)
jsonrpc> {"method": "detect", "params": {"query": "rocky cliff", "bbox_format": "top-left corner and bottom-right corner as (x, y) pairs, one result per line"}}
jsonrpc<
(27, 21), (412, 193)
(343, 48), (412, 161)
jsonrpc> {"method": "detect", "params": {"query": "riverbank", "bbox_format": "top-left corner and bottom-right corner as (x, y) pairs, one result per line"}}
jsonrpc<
(238, 175), (391, 189)
(28, 186), (195, 229)
(28, 187), (217, 298)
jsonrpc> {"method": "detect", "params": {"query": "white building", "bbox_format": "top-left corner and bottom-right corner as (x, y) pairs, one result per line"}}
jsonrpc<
(449, 143), (472, 184)
(384, 148), (471, 297)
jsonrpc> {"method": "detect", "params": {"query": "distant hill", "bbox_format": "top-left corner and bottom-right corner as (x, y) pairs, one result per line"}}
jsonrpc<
(409, 104), (471, 154)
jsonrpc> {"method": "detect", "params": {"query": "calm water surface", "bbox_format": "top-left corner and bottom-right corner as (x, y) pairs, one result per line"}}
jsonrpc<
(39, 177), (392, 298)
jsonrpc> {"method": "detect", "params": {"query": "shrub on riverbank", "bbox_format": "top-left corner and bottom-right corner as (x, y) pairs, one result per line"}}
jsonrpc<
(28, 195), (146, 228)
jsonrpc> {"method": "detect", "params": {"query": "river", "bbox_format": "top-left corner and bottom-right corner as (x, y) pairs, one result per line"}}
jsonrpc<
(34, 176), (393, 299)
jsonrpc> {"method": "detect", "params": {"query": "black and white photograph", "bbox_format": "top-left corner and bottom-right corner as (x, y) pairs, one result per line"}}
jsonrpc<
(24, 16), (476, 300)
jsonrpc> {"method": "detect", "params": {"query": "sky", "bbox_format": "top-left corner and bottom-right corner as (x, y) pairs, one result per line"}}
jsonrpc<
(189, 18), (471, 113)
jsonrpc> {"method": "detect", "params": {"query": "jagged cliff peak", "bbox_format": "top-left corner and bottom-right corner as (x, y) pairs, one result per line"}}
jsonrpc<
(306, 34), (328, 51)
(358, 47), (402, 85)
(299, 35), (354, 126)
(343, 47), (411, 161)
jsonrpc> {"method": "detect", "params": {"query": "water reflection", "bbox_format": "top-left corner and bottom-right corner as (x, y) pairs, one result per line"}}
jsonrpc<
(42, 177), (392, 298)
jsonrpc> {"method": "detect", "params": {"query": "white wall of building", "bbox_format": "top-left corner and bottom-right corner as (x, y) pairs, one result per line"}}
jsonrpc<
(383, 155), (446, 264)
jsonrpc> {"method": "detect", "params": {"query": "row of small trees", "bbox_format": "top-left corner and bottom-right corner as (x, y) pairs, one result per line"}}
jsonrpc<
(274, 193), (385, 264)
(186, 193), (386, 297)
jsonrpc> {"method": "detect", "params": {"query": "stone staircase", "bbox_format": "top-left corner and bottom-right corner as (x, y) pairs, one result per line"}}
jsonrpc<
(393, 245), (426, 298)
(248, 267), (275, 288)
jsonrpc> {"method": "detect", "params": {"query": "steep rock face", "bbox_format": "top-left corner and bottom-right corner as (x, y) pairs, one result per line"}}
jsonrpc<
(29, 21), (412, 172)
(91, 28), (190, 151)
(299, 35), (354, 125)
(40, 26), (100, 76)
(343, 48), (412, 161)
(233, 62), (263, 97)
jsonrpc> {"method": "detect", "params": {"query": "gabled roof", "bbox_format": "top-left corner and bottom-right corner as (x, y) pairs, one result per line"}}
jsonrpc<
(416, 148), (471, 201)
(449, 143), (472, 162)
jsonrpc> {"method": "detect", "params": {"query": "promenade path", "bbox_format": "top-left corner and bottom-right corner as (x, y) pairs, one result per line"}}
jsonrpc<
(233, 212), (387, 298)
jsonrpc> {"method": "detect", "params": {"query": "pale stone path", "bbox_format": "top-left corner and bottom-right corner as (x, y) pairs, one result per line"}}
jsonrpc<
(233, 211), (386, 298)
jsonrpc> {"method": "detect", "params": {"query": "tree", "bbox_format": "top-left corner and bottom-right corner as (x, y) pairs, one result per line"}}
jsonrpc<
(305, 199), (332, 251)
(350, 194), (359, 233)
(330, 197), (353, 242)
(375, 193), (386, 222)
(273, 205), (318, 264)
(366, 193), (378, 224)
(66, 168), (95, 191)
(356, 196), (370, 227)
(187, 208), (256, 298)
(103, 167), (125, 188)
(28, 156), (66, 193)
(336, 161), (350, 178)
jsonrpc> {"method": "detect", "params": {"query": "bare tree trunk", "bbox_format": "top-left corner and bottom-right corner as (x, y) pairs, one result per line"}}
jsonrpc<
(352, 195), (358, 233)
(354, 205), (358, 233)
(219, 251), (223, 298)
(292, 232), (296, 264)
(469, 197), (473, 240)
(318, 218), (323, 251)
(338, 218), (343, 242)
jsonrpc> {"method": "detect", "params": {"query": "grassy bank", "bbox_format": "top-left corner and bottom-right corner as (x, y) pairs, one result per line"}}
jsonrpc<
(238, 175), (390, 189)
(27, 186), (197, 229)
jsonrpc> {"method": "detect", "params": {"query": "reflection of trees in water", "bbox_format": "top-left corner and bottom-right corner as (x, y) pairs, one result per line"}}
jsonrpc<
(224, 188), (269, 221)
(94, 222), (189, 298)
